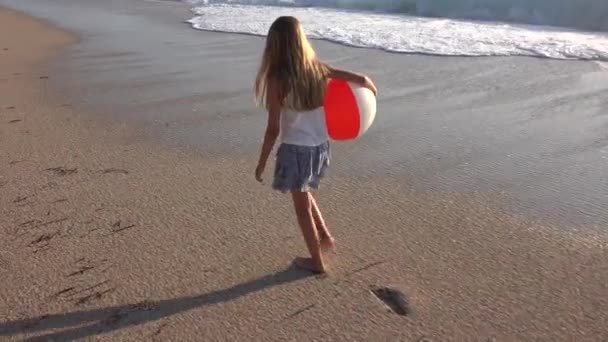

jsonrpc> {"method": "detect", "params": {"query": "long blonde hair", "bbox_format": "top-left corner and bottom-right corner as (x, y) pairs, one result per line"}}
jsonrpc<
(254, 16), (329, 111)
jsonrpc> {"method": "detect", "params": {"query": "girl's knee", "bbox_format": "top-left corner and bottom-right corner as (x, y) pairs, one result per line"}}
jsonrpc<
(291, 191), (312, 209)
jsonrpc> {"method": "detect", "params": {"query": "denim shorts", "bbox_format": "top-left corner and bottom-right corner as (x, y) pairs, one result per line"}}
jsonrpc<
(272, 142), (330, 193)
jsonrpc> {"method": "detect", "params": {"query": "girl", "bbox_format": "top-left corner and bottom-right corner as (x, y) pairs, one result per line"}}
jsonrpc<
(254, 16), (377, 274)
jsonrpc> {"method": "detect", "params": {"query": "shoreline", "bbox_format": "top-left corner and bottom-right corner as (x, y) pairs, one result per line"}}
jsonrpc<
(1, 4), (607, 341)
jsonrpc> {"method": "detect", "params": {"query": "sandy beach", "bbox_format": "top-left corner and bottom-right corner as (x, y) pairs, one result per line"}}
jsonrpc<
(1, 1), (607, 341)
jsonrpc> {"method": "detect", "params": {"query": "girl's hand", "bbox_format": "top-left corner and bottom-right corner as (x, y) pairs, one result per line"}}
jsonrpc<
(363, 76), (378, 96)
(255, 162), (265, 183)
(255, 77), (281, 185)
(326, 65), (377, 96)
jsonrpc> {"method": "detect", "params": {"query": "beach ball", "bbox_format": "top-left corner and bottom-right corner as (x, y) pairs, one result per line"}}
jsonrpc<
(324, 79), (377, 141)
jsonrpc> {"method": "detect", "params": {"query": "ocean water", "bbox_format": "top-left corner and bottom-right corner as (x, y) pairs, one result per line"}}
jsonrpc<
(185, 1), (608, 61)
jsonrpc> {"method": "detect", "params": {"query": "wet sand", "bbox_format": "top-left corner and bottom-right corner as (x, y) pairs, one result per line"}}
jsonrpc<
(1, 2), (607, 341)
(5, 0), (608, 228)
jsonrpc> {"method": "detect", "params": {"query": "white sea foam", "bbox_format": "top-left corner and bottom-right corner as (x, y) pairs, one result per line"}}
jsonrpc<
(185, 0), (608, 32)
(187, 4), (608, 61)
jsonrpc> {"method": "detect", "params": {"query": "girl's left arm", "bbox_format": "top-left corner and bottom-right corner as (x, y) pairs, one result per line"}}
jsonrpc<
(255, 77), (282, 183)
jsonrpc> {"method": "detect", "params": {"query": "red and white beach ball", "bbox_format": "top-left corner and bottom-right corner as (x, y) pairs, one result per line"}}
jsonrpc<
(324, 79), (377, 141)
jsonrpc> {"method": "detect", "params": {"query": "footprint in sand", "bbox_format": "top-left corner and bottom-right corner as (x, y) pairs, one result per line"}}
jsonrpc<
(8, 119), (21, 123)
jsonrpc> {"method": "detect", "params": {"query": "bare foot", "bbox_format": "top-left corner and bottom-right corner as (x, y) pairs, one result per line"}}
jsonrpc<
(320, 236), (336, 254)
(294, 257), (325, 274)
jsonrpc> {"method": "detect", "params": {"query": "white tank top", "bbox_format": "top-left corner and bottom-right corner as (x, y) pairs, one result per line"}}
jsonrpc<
(280, 106), (329, 147)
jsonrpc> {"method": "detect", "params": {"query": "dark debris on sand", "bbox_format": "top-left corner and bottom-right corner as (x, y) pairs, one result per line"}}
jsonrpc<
(45, 167), (78, 176)
(370, 286), (411, 316)
(102, 168), (129, 175)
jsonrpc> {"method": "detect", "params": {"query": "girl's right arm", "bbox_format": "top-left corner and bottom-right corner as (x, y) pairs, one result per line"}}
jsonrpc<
(326, 65), (378, 96)
(255, 77), (282, 183)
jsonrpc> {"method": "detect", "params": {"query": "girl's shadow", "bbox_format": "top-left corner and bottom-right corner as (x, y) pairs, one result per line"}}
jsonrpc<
(1, 263), (313, 341)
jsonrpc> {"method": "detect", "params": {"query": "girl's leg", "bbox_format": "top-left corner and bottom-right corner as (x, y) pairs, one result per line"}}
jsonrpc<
(310, 195), (336, 253)
(291, 191), (325, 273)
